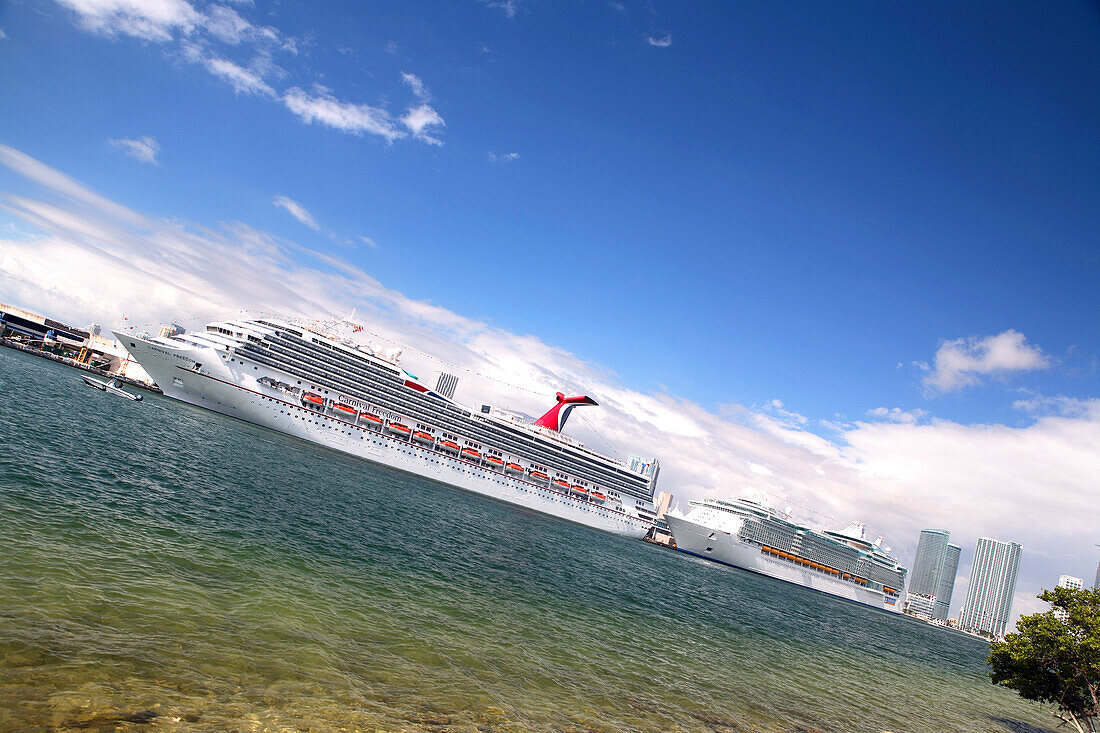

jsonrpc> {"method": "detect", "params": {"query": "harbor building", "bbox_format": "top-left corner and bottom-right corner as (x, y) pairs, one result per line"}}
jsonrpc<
(906, 529), (960, 621)
(959, 538), (1022, 639)
(1053, 575), (1084, 622)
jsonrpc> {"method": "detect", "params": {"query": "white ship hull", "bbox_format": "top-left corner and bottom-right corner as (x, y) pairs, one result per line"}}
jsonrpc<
(117, 333), (651, 539)
(665, 512), (903, 612)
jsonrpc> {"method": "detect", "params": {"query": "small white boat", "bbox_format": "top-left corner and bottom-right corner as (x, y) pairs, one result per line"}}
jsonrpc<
(82, 375), (143, 401)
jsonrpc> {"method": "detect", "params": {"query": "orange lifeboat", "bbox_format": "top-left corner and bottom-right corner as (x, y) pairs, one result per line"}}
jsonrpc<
(332, 403), (358, 417)
(461, 447), (481, 460)
(387, 422), (411, 436)
(570, 484), (589, 497)
(529, 470), (550, 482)
(505, 463), (524, 475)
(438, 440), (459, 453)
(484, 456), (506, 469)
(589, 491), (606, 503)
(412, 431), (434, 445)
(552, 479), (570, 490)
(301, 392), (324, 406)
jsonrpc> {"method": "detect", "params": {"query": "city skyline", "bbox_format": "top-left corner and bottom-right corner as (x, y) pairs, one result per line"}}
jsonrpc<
(2, 1), (1098, 627)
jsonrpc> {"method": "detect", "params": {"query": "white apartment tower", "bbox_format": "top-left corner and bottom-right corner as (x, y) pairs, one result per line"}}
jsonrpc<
(959, 537), (1022, 638)
(1053, 575), (1084, 623)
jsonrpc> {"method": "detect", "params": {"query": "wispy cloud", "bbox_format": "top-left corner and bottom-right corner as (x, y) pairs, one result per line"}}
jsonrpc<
(919, 330), (1051, 393)
(646, 33), (672, 48)
(203, 56), (276, 96)
(283, 86), (405, 142)
(53, 0), (202, 41)
(488, 152), (520, 163)
(273, 195), (319, 231)
(1, 144), (1097, 630)
(864, 407), (927, 424)
(50, 0), (442, 146)
(1012, 394), (1100, 420)
(401, 71), (429, 101)
(107, 135), (160, 165)
(479, 0), (519, 19)
(0, 28), (8, 40)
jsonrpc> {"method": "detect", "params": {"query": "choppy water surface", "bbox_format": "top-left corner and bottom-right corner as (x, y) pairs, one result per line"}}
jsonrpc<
(1, 347), (1056, 732)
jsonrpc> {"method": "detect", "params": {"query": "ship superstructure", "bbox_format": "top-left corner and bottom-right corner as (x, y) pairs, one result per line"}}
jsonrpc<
(665, 497), (907, 612)
(116, 318), (659, 537)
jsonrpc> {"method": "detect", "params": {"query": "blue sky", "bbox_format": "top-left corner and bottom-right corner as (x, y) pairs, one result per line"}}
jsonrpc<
(1, 0), (1099, 618)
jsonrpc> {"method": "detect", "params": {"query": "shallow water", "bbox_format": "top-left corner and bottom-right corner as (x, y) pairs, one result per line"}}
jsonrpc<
(0, 346), (1056, 732)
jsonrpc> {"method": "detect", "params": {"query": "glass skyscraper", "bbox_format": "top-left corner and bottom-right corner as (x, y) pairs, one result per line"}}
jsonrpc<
(907, 529), (960, 621)
(959, 537), (1023, 638)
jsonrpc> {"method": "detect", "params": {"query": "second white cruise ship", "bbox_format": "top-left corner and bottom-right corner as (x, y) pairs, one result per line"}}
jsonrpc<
(666, 497), (907, 612)
(116, 318), (660, 538)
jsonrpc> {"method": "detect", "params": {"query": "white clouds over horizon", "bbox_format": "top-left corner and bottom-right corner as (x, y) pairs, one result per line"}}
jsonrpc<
(1, 144), (1097, 629)
(107, 135), (160, 164)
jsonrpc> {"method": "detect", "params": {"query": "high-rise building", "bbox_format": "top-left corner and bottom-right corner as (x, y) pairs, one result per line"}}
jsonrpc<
(907, 530), (960, 621)
(1054, 575), (1085, 622)
(959, 538), (1023, 638)
(934, 544), (961, 621)
(1094, 561), (1099, 591)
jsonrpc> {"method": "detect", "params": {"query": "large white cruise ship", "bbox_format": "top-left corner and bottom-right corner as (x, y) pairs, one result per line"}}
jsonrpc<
(116, 318), (660, 538)
(666, 497), (907, 612)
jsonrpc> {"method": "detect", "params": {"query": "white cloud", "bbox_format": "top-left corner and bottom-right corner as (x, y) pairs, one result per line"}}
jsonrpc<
(1, 143), (1096, 633)
(401, 103), (445, 145)
(0, 28), (8, 40)
(53, 0), (202, 42)
(921, 330), (1051, 393)
(273, 195), (319, 231)
(203, 4), (250, 44)
(1013, 394), (1100, 420)
(865, 407), (927, 424)
(283, 86), (404, 142)
(646, 33), (672, 48)
(488, 152), (520, 163)
(52, 2), (436, 145)
(401, 72), (430, 101)
(107, 136), (160, 165)
(479, 0), (519, 19)
(204, 56), (275, 96)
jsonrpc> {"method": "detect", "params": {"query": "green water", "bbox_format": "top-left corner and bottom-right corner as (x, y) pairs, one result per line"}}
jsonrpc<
(0, 347), (1056, 732)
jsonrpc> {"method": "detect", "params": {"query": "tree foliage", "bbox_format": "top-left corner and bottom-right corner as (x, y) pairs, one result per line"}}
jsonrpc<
(988, 586), (1100, 733)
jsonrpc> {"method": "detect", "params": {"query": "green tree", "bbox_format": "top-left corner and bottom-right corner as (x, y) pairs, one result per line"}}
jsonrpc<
(988, 586), (1100, 733)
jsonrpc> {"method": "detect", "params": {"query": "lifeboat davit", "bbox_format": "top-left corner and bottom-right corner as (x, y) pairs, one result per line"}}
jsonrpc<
(589, 491), (606, 504)
(332, 403), (357, 417)
(529, 470), (549, 482)
(461, 447), (481, 460)
(505, 463), (524, 475)
(412, 431), (434, 444)
(387, 422), (411, 436)
(484, 456), (506, 469)
(438, 440), (459, 453)
(301, 392), (324, 406)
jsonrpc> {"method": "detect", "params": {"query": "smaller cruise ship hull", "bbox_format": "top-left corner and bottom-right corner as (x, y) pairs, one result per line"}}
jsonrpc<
(665, 513), (903, 613)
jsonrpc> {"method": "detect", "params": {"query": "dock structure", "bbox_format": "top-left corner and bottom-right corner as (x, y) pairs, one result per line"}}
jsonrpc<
(0, 302), (160, 393)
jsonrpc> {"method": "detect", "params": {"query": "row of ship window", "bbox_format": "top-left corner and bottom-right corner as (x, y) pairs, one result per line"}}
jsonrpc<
(239, 338), (646, 499)
(255, 387), (629, 508)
